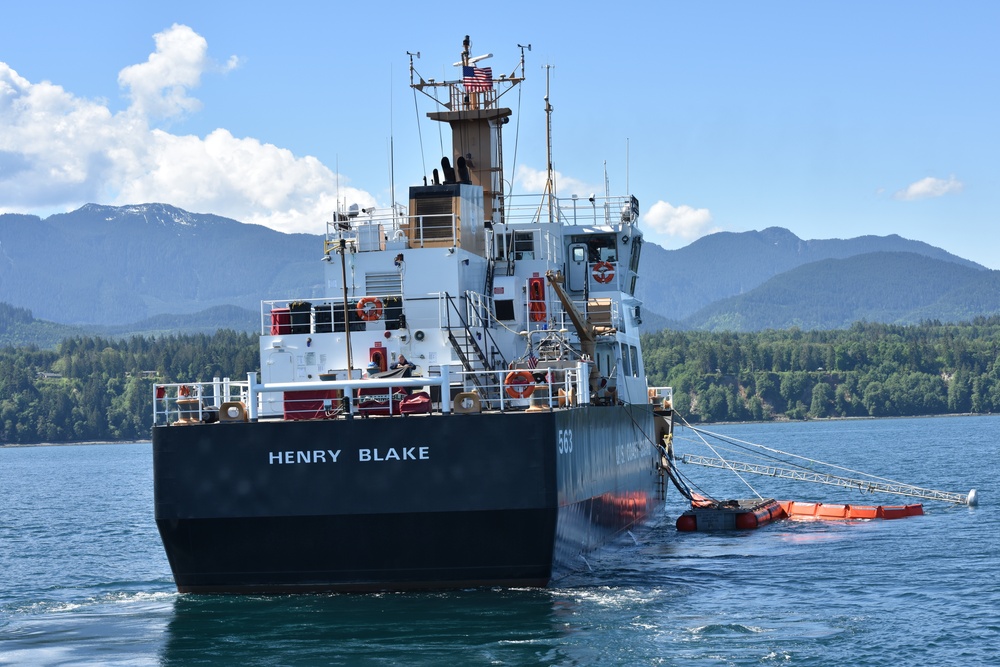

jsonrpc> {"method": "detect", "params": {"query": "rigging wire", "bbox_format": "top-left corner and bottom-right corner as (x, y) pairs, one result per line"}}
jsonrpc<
(680, 417), (762, 499)
(436, 67), (445, 161)
(411, 80), (426, 183)
(507, 65), (523, 200)
(687, 425), (918, 486)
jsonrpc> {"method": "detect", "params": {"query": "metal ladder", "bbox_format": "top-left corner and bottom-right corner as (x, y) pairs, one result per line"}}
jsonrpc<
(442, 293), (504, 407)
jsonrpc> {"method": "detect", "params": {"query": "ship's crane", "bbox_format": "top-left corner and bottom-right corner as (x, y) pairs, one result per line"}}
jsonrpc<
(544, 270), (599, 392)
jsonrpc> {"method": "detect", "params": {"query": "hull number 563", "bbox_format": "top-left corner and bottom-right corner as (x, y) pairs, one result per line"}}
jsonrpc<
(557, 429), (574, 454)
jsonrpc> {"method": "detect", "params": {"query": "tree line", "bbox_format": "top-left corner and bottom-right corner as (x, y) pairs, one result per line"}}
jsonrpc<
(642, 318), (1000, 422)
(0, 331), (257, 444)
(3, 318), (1000, 444)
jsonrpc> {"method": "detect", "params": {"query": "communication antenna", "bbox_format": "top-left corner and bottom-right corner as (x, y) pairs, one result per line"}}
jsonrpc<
(389, 65), (396, 222)
(626, 138), (630, 195)
(544, 63), (555, 223)
(455, 34), (492, 67)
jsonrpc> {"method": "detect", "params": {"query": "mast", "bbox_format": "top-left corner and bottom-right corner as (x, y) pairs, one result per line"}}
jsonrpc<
(336, 238), (353, 373)
(544, 64), (555, 224)
(409, 36), (525, 226)
(545, 65), (556, 223)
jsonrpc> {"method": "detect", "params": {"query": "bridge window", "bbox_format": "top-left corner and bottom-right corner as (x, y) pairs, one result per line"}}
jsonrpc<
(513, 231), (535, 260)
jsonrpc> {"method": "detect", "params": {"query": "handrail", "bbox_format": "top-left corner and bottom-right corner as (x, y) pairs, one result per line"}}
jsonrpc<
(152, 361), (606, 427)
(260, 295), (404, 336)
(246, 370), (453, 419)
(441, 292), (507, 371)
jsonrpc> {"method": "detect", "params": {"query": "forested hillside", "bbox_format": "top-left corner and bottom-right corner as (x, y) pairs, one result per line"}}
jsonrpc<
(0, 331), (256, 444)
(3, 319), (1000, 444)
(0, 301), (258, 349)
(0, 302), (82, 348)
(643, 318), (1000, 422)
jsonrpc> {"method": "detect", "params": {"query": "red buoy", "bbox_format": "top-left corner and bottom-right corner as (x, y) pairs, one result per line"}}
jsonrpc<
(734, 510), (760, 530)
(676, 514), (697, 532)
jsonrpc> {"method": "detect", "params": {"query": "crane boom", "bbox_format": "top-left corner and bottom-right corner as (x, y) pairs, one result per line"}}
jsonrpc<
(680, 454), (977, 506)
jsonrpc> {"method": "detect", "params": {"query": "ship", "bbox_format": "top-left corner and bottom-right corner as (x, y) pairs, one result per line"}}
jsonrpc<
(151, 36), (674, 593)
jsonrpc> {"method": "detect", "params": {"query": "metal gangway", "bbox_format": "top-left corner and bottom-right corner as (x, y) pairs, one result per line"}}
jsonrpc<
(681, 454), (978, 506)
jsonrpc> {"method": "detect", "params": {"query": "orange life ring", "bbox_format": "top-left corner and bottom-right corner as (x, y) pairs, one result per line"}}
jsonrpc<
(504, 370), (536, 399)
(592, 261), (615, 284)
(356, 297), (384, 321)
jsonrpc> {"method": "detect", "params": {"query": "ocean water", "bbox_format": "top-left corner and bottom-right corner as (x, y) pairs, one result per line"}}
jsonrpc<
(1, 416), (997, 666)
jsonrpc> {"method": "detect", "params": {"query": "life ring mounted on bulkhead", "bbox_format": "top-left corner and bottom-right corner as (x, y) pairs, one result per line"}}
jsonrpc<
(504, 370), (536, 399)
(356, 297), (384, 321)
(592, 261), (615, 284)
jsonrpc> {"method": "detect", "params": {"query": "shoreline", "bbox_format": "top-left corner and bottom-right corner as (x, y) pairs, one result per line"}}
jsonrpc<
(0, 439), (147, 449)
(697, 411), (991, 427)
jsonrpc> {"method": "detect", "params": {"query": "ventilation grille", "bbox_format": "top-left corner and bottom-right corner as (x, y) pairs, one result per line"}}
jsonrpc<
(366, 272), (402, 296)
(411, 197), (455, 240)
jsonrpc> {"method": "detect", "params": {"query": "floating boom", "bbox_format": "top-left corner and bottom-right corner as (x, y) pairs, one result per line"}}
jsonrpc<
(680, 454), (978, 506)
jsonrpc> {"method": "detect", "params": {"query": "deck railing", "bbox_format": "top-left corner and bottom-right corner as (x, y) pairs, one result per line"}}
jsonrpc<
(260, 295), (405, 336)
(152, 362), (649, 426)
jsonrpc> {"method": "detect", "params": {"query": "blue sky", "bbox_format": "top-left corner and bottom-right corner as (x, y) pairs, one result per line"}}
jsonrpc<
(2, 1), (997, 267)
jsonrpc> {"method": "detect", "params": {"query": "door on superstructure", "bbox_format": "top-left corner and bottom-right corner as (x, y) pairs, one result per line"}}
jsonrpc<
(262, 351), (294, 416)
(567, 243), (588, 292)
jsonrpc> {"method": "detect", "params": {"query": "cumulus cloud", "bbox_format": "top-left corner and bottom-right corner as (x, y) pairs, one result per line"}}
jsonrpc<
(116, 128), (372, 231)
(0, 24), (370, 233)
(0, 63), (121, 206)
(893, 175), (963, 201)
(643, 200), (717, 240)
(117, 24), (208, 120)
(514, 165), (599, 200)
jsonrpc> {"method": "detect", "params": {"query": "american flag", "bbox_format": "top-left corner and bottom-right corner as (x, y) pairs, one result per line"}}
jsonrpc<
(463, 66), (493, 92)
(526, 355), (538, 369)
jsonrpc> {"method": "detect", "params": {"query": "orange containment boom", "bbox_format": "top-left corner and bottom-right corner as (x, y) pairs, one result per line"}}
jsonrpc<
(676, 498), (786, 532)
(779, 500), (923, 520)
(676, 498), (925, 531)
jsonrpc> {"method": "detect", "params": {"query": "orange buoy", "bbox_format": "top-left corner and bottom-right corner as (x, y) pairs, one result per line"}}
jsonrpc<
(676, 514), (697, 532)
(734, 504), (780, 530)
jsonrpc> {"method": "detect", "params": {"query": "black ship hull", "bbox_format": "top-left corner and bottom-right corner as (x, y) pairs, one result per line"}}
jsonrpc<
(153, 405), (664, 593)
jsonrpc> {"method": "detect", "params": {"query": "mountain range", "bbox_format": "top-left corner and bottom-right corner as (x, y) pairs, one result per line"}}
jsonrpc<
(1, 203), (997, 344)
(635, 226), (983, 321)
(0, 203), (322, 326)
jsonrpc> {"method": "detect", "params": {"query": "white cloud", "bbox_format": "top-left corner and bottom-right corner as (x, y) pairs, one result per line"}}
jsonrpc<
(115, 128), (373, 231)
(643, 200), (716, 240)
(0, 25), (372, 233)
(893, 175), (963, 201)
(117, 24), (209, 121)
(514, 165), (598, 200)
(0, 63), (120, 206)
